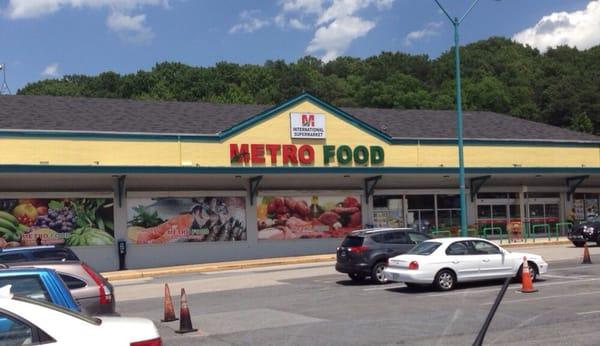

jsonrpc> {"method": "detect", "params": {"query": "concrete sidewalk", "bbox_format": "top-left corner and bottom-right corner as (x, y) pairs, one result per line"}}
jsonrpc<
(102, 236), (577, 282)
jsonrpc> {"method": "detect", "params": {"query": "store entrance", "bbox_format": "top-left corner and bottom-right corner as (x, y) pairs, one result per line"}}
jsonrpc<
(476, 193), (521, 239)
(526, 193), (560, 238)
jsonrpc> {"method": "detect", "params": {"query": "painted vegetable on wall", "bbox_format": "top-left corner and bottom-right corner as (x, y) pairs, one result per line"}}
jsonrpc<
(127, 197), (247, 244)
(0, 198), (115, 248)
(256, 195), (362, 240)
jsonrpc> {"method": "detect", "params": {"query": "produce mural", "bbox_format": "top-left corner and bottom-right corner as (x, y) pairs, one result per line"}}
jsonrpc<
(257, 195), (362, 240)
(0, 198), (115, 248)
(127, 197), (247, 244)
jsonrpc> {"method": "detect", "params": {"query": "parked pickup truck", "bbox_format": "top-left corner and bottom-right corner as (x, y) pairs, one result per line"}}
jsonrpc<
(0, 267), (80, 312)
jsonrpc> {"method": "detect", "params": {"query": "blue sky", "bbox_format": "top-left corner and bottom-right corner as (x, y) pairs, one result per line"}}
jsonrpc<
(0, 0), (598, 91)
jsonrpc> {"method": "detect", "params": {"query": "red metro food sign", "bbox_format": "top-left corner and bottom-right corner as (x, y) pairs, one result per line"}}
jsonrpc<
(230, 144), (384, 165)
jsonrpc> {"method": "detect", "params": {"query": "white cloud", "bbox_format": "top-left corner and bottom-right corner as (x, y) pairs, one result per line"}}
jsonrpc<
(513, 1), (600, 52)
(229, 10), (270, 34)
(3, 0), (167, 43)
(107, 11), (153, 43)
(404, 21), (443, 46)
(306, 16), (375, 62)
(3, 0), (167, 19)
(41, 63), (59, 77)
(280, 0), (325, 14)
(276, 0), (394, 61)
(289, 18), (309, 30)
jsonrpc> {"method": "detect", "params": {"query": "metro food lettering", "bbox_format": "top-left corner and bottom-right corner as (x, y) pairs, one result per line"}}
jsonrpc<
(282, 144), (298, 164)
(323, 145), (336, 165)
(250, 144), (265, 164)
(323, 145), (385, 165)
(336, 145), (352, 164)
(298, 145), (315, 164)
(265, 144), (280, 164)
(370, 146), (385, 164)
(229, 143), (385, 165)
(230, 144), (250, 163)
(353, 145), (369, 164)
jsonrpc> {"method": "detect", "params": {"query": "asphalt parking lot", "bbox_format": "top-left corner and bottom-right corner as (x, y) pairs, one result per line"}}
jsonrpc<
(114, 246), (600, 346)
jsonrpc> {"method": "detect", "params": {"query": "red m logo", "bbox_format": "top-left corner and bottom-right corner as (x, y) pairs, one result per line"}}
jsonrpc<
(301, 114), (315, 127)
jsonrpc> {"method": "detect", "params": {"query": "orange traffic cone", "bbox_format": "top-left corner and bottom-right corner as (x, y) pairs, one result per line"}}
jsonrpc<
(161, 284), (178, 322)
(175, 288), (198, 334)
(520, 257), (537, 293)
(582, 243), (592, 264)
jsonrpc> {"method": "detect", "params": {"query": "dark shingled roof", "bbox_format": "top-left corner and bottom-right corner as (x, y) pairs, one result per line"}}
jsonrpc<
(0, 95), (598, 142)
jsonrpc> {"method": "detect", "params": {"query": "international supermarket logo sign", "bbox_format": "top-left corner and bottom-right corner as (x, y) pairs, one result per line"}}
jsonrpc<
(290, 112), (326, 139)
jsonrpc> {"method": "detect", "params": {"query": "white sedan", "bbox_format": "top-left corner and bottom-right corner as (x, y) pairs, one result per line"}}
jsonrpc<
(0, 285), (161, 346)
(383, 237), (548, 291)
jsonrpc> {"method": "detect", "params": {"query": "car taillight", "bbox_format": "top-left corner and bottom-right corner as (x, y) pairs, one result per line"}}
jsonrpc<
(408, 261), (419, 270)
(348, 245), (369, 253)
(131, 337), (162, 346)
(82, 263), (111, 305)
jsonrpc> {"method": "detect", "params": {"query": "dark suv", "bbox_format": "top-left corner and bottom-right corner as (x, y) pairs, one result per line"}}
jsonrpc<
(335, 228), (431, 284)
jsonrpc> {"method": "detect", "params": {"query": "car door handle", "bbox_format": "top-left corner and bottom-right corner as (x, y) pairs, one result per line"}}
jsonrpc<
(482, 259), (490, 262)
(452, 260), (460, 264)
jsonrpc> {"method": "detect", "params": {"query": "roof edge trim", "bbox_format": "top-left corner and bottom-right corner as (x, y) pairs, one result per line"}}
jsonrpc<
(1, 164), (600, 175)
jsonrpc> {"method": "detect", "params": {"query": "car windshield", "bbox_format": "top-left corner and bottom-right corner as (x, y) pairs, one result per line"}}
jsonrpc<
(13, 296), (101, 326)
(406, 241), (441, 255)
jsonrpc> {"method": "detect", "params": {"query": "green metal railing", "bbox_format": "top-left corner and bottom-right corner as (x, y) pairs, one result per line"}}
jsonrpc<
(554, 222), (572, 240)
(529, 223), (551, 242)
(481, 226), (505, 243)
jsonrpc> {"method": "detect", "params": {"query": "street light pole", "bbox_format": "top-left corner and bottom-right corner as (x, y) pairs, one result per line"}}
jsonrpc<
(434, 0), (481, 237)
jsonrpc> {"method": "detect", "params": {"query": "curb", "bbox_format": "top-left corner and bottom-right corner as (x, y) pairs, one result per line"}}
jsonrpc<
(102, 254), (336, 281)
(102, 240), (573, 282)
(498, 240), (572, 249)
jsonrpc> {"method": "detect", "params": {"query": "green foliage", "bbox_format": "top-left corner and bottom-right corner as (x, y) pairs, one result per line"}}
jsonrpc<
(17, 37), (600, 135)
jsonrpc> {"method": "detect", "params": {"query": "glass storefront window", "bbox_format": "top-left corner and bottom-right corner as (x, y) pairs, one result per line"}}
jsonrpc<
(509, 205), (520, 220)
(438, 210), (460, 228)
(372, 196), (404, 228)
(437, 195), (460, 209)
(407, 195), (434, 209)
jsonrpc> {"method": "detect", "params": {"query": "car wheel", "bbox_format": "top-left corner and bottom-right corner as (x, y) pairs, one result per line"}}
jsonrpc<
(518, 262), (538, 282)
(371, 262), (388, 284)
(348, 273), (365, 282)
(434, 269), (456, 291)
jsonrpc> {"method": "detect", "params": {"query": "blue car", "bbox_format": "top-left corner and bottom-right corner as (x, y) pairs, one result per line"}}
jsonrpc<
(0, 268), (81, 335)
(0, 268), (80, 312)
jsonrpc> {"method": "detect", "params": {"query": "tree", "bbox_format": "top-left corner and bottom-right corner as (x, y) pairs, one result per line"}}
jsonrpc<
(16, 37), (600, 135)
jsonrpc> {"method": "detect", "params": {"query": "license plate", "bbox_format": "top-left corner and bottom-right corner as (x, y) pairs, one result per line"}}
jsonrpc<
(340, 251), (347, 257)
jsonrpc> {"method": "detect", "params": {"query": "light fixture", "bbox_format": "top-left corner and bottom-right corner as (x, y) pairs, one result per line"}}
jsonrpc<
(235, 175), (242, 179)
(443, 175), (450, 179)
(343, 175), (350, 178)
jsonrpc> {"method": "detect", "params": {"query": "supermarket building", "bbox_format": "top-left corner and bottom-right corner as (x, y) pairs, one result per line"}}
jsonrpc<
(1, 93), (600, 271)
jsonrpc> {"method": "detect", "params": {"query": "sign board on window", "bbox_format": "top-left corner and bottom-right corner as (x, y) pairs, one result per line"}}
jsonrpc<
(290, 112), (326, 139)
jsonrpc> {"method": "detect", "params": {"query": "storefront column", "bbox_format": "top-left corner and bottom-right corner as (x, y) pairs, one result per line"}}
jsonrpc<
(362, 194), (372, 227)
(466, 188), (476, 226)
(245, 194), (259, 246)
(112, 176), (128, 265)
(519, 186), (527, 230)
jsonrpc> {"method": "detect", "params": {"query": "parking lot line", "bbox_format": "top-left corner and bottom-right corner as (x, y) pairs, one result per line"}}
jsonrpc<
(576, 310), (600, 316)
(424, 277), (600, 298)
(482, 290), (600, 305)
(543, 274), (591, 279)
(362, 284), (407, 291)
(546, 265), (599, 272)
